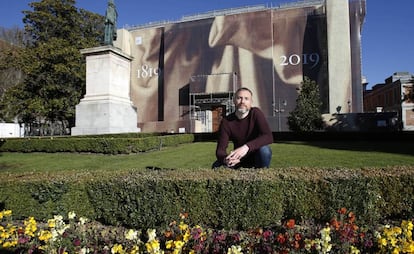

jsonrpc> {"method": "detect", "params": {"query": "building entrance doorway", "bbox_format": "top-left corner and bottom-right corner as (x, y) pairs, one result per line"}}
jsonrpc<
(188, 72), (238, 133)
(211, 105), (225, 132)
(189, 92), (234, 133)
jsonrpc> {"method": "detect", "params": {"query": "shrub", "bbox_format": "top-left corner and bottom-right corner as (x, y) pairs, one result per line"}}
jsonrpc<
(1, 167), (414, 231)
(0, 133), (194, 154)
(288, 76), (324, 132)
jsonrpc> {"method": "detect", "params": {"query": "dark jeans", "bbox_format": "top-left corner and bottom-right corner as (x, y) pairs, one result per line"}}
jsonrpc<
(212, 145), (272, 169)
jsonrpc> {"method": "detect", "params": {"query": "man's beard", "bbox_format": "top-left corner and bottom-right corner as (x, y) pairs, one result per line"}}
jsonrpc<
(237, 107), (249, 114)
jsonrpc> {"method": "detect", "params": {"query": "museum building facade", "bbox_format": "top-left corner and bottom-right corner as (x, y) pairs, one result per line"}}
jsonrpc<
(113, 0), (366, 133)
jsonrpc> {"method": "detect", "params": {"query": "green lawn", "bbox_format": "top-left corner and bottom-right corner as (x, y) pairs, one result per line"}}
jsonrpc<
(1, 141), (413, 173)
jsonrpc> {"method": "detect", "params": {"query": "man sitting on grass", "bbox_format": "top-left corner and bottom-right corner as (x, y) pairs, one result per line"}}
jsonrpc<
(212, 87), (273, 169)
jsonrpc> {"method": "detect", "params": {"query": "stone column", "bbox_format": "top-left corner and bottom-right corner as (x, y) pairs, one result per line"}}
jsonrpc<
(71, 45), (139, 135)
(326, 0), (352, 113)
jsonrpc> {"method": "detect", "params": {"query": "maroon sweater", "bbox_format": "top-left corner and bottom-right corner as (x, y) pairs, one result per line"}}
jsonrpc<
(216, 107), (273, 163)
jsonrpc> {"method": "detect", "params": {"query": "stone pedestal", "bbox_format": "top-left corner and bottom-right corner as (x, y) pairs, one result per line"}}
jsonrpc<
(71, 45), (139, 135)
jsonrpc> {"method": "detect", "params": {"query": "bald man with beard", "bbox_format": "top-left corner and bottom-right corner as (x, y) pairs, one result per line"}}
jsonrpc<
(213, 87), (273, 169)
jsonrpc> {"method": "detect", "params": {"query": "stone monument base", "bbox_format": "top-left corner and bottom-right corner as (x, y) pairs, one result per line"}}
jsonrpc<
(71, 97), (139, 135)
(71, 45), (139, 136)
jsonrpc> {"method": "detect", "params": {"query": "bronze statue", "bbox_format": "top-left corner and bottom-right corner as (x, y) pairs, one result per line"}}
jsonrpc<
(104, 0), (118, 45)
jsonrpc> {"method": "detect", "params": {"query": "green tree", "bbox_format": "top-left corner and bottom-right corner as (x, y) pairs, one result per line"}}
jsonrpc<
(0, 27), (27, 122)
(287, 76), (324, 132)
(0, 27), (27, 96)
(0, 0), (104, 135)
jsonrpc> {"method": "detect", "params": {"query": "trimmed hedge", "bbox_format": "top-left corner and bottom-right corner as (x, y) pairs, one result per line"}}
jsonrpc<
(0, 133), (194, 154)
(1, 167), (413, 230)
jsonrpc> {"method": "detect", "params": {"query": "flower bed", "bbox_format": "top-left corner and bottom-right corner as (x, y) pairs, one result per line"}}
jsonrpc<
(1, 209), (413, 254)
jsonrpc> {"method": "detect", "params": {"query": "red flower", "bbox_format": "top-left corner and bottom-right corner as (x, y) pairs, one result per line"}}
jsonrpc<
(232, 233), (241, 242)
(263, 230), (273, 241)
(276, 233), (286, 244)
(191, 228), (202, 240)
(18, 236), (29, 244)
(73, 238), (81, 246)
(286, 219), (295, 229)
(293, 240), (301, 249)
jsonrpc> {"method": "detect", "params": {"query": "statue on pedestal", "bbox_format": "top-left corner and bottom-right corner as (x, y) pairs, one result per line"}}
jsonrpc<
(104, 0), (118, 46)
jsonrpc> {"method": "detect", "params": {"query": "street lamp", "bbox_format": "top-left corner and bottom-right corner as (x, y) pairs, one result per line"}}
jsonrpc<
(274, 98), (287, 132)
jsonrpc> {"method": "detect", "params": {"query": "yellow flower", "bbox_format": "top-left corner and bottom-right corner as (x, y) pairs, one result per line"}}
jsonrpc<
(0, 210), (12, 219)
(24, 217), (37, 237)
(111, 243), (124, 254)
(2, 240), (17, 248)
(38, 230), (53, 242)
(80, 248), (89, 254)
(147, 229), (157, 242)
(379, 237), (387, 247)
(390, 237), (398, 247)
(350, 245), (360, 254)
(6, 224), (16, 234)
(79, 217), (88, 225)
(48, 218), (56, 228)
(391, 247), (400, 254)
(129, 245), (140, 254)
(145, 239), (161, 254)
(407, 231), (413, 239)
(407, 221), (413, 231)
(402, 241), (414, 253)
(401, 220), (413, 240)
(166, 240), (174, 249)
(125, 229), (138, 240)
(227, 245), (243, 254)
(54, 215), (64, 222)
(68, 211), (76, 220)
(392, 227), (402, 235)
(1, 229), (10, 239)
(304, 239), (314, 251)
(319, 226), (332, 254)
(174, 240), (184, 250)
(179, 221), (188, 232)
(183, 230), (191, 242)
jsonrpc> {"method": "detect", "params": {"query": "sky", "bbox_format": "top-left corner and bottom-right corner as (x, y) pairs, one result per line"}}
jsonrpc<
(1, 0), (413, 88)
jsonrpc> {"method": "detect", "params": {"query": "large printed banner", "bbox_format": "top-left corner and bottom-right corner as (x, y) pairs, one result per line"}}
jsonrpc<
(127, 5), (328, 130)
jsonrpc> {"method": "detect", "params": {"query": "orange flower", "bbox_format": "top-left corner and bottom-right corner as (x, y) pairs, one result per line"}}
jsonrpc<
(351, 224), (359, 231)
(330, 218), (341, 230)
(338, 207), (347, 214)
(348, 212), (356, 223)
(286, 219), (295, 229)
(180, 212), (188, 219)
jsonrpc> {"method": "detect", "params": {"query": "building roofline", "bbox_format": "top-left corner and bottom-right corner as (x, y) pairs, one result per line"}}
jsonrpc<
(125, 0), (325, 31)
